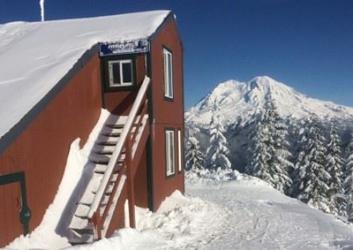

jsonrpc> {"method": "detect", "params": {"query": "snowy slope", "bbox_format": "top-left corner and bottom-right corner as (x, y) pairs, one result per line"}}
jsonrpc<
(7, 172), (353, 249)
(186, 76), (353, 128)
(188, 175), (353, 250)
(0, 10), (169, 139)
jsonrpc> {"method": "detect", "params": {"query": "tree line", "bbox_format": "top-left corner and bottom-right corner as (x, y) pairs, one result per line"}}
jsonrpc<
(185, 101), (353, 220)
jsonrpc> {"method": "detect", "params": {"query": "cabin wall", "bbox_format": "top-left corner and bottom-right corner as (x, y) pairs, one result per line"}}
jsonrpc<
(0, 54), (102, 246)
(150, 17), (185, 210)
(134, 150), (148, 208)
(103, 54), (146, 115)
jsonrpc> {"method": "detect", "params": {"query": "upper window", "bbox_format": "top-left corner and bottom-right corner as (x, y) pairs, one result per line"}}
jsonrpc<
(165, 129), (176, 176)
(108, 59), (133, 87)
(163, 48), (173, 99)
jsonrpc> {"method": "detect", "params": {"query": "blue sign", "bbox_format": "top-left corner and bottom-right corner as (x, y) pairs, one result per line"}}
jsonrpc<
(100, 39), (150, 56)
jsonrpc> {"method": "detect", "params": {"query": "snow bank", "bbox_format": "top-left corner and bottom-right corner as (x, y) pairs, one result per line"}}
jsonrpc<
(5, 109), (110, 250)
(187, 175), (353, 250)
(185, 168), (241, 185)
(67, 190), (226, 250)
(0, 10), (170, 139)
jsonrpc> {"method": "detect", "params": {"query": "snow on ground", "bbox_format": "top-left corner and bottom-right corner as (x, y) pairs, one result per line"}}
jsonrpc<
(187, 172), (353, 250)
(0, 10), (169, 139)
(67, 191), (225, 250)
(6, 158), (353, 249)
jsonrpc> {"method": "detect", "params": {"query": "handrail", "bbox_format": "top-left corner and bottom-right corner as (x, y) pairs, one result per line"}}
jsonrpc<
(88, 76), (151, 219)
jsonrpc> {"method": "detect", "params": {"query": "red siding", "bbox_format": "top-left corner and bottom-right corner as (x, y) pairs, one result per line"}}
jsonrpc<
(103, 54), (146, 115)
(0, 53), (102, 246)
(134, 150), (148, 208)
(150, 17), (185, 210)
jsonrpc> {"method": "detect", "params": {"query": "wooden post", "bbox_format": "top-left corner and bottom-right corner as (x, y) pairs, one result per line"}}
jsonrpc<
(91, 211), (102, 240)
(126, 136), (136, 228)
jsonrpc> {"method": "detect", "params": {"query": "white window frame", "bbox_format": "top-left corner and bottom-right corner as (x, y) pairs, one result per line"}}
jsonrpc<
(163, 48), (173, 99)
(108, 59), (133, 87)
(178, 129), (182, 172)
(165, 129), (176, 176)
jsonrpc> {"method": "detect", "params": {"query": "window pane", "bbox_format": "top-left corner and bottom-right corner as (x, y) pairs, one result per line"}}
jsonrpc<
(163, 49), (173, 98)
(164, 52), (169, 95)
(122, 62), (132, 83)
(168, 54), (173, 96)
(112, 62), (121, 84)
(167, 133), (171, 173)
(166, 130), (175, 176)
(178, 130), (182, 172)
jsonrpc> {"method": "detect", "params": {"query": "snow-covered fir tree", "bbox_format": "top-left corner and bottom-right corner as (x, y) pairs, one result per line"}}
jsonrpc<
(292, 118), (331, 212)
(247, 100), (293, 193)
(205, 114), (232, 171)
(185, 136), (205, 171)
(344, 133), (353, 221)
(267, 101), (294, 193)
(325, 123), (345, 215)
(246, 114), (273, 182)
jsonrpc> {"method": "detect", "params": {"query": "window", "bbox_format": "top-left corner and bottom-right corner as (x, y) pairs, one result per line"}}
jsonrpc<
(108, 59), (133, 87)
(163, 48), (173, 99)
(165, 129), (175, 176)
(178, 129), (182, 172)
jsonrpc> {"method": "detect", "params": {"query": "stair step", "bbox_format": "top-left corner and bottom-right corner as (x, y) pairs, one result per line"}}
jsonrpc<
(79, 174), (103, 204)
(69, 216), (90, 230)
(78, 171), (118, 206)
(94, 164), (121, 174)
(80, 192), (110, 206)
(89, 154), (111, 164)
(75, 204), (90, 218)
(96, 136), (120, 145)
(106, 116), (128, 128)
(69, 230), (94, 244)
(93, 145), (116, 154)
(92, 182), (114, 195)
(101, 128), (123, 137)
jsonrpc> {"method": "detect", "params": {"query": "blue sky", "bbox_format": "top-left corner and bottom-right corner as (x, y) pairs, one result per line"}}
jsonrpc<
(1, 0), (352, 108)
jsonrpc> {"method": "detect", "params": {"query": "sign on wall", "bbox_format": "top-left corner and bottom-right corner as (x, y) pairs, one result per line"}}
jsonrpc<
(100, 39), (150, 56)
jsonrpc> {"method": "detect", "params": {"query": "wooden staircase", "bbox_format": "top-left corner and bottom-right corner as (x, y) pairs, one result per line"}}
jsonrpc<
(68, 77), (151, 244)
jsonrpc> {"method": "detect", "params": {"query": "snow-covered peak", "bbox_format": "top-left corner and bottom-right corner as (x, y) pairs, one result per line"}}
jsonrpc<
(186, 76), (353, 127)
(249, 75), (275, 89)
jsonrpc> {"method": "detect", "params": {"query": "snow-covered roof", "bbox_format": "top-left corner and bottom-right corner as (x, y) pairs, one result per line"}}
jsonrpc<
(0, 10), (170, 140)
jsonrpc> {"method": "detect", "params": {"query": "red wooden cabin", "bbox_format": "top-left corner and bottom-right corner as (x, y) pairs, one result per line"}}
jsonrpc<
(0, 10), (184, 246)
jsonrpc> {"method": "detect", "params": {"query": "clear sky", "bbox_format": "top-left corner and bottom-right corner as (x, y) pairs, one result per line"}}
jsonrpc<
(1, 0), (352, 108)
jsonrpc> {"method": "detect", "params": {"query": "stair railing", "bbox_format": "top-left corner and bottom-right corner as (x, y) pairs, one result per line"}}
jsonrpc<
(88, 76), (151, 238)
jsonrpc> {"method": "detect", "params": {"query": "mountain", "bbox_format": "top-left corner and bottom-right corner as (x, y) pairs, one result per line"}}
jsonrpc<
(185, 76), (353, 219)
(186, 76), (353, 128)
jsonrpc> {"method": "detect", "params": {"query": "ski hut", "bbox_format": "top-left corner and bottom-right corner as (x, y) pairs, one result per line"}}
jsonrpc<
(0, 10), (184, 246)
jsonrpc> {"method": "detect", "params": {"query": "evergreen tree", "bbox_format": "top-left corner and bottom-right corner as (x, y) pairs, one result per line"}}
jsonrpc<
(267, 102), (294, 193)
(206, 114), (232, 171)
(325, 123), (345, 215)
(293, 118), (331, 212)
(344, 133), (353, 221)
(185, 136), (205, 171)
(247, 100), (293, 193)
(247, 116), (274, 183)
